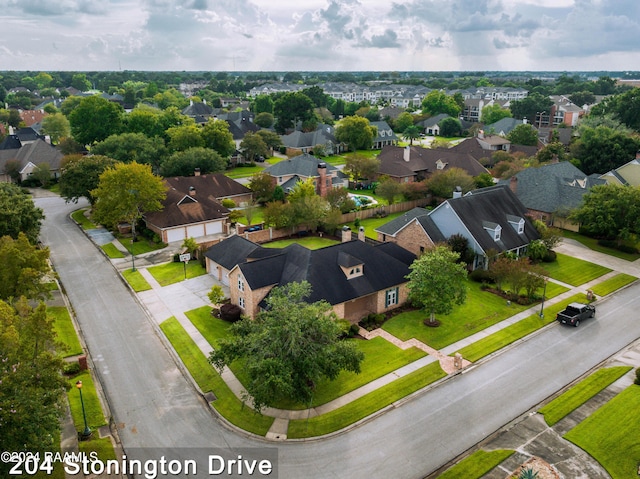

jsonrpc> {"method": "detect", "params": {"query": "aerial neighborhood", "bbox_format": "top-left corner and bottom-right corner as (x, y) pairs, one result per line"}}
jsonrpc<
(2, 70), (640, 478)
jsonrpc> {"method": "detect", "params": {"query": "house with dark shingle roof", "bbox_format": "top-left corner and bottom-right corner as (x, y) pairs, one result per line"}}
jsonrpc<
(374, 207), (446, 256)
(0, 135), (63, 182)
(143, 172), (250, 243)
(369, 121), (398, 149)
(376, 144), (489, 183)
(280, 124), (342, 156)
(498, 161), (606, 231)
(205, 235), (415, 321)
(263, 152), (348, 196)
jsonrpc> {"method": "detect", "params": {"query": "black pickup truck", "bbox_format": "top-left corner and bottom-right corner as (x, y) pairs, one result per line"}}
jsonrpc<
(556, 302), (596, 327)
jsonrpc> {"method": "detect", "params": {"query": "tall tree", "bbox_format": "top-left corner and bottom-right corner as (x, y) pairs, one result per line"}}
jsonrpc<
(344, 154), (380, 182)
(0, 233), (51, 301)
(273, 92), (316, 133)
(507, 123), (539, 146)
(509, 92), (553, 123)
(126, 105), (166, 138)
(0, 183), (45, 244)
(239, 132), (268, 163)
(421, 90), (461, 117)
(59, 154), (116, 205)
(438, 117), (463, 137)
(335, 116), (377, 151)
(91, 162), (166, 239)
(252, 94), (274, 114)
(394, 111), (415, 133)
(40, 112), (70, 144)
(376, 177), (402, 205)
(402, 125), (422, 145)
(68, 95), (123, 145)
(166, 124), (204, 152)
(481, 103), (512, 124)
(406, 245), (468, 326)
(91, 133), (167, 173)
(159, 147), (226, 177)
(201, 119), (235, 158)
(248, 172), (276, 204)
(570, 125), (640, 175)
(209, 281), (363, 412)
(426, 167), (476, 198)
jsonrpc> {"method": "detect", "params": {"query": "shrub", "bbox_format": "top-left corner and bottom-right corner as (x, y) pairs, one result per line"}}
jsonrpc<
(336, 319), (352, 338)
(221, 198), (236, 208)
(64, 362), (81, 375)
(219, 303), (242, 322)
(349, 323), (360, 337)
(617, 244), (639, 254)
(542, 250), (557, 262)
(469, 268), (494, 283)
(635, 368), (640, 386)
(358, 313), (385, 331)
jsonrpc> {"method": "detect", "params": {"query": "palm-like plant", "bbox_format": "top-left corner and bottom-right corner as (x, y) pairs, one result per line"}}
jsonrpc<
(518, 467), (539, 479)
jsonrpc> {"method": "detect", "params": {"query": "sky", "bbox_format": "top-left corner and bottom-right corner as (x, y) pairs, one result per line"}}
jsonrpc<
(1, 0), (639, 72)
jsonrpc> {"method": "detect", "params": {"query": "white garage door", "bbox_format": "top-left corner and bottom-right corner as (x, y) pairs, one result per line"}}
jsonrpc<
(166, 228), (185, 243)
(186, 224), (205, 238)
(205, 221), (223, 235)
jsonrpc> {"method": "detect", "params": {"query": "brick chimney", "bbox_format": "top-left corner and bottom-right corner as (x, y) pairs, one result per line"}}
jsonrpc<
(509, 176), (518, 194)
(358, 226), (366, 242)
(317, 162), (328, 197)
(341, 226), (352, 243)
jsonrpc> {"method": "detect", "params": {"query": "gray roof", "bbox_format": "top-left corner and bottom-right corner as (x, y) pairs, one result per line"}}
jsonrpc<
(369, 121), (398, 142)
(264, 153), (340, 178)
(281, 124), (338, 149)
(375, 207), (446, 243)
(0, 138), (63, 174)
(484, 118), (524, 135)
(417, 113), (450, 128)
(498, 162), (606, 214)
(204, 235), (280, 270)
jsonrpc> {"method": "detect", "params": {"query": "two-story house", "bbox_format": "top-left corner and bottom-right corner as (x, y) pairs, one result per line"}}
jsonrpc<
(263, 153), (348, 197)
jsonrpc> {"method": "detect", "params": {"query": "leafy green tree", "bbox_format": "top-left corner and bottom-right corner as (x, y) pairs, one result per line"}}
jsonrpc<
(507, 123), (539, 146)
(402, 125), (422, 145)
(0, 183), (45, 244)
(59, 155), (116, 205)
(569, 184), (640, 243)
(376, 177), (402, 205)
(302, 86), (330, 108)
(248, 171), (276, 204)
(239, 132), (268, 162)
(209, 281), (364, 412)
(92, 133), (168, 173)
(570, 125), (640, 175)
(255, 129), (283, 152)
(263, 201), (295, 229)
(126, 105), (166, 138)
(252, 94), (274, 114)
(254, 112), (274, 128)
(509, 92), (553, 123)
(274, 92), (316, 133)
(0, 233), (51, 301)
(182, 237), (198, 257)
(569, 91), (596, 107)
(335, 116), (377, 151)
(31, 163), (52, 188)
(474, 172), (495, 189)
(426, 167), (476, 198)
(325, 187), (357, 213)
(91, 162), (166, 239)
(291, 194), (329, 232)
(68, 95), (123, 145)
(159, 147), (226, 177)
(481, 104), (512, 124)
(446, 233), (475, 265)
(344, 154), (380, 182)
(70, 73), (91, 91)
(166, 124), (204, 152)
(394, 111), (415, 132)
(438, 117), (462, 137)
(407, 245), (467, 325)
(201, 119), (235, 158)
(207, 285), (225, 307)
(421, 90), (461, 117)
(590, 87), (640, 131)
(40, 113), (70, 144)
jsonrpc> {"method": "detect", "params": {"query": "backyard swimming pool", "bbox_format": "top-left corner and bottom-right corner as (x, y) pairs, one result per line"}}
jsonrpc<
(348, 193), (378, 207)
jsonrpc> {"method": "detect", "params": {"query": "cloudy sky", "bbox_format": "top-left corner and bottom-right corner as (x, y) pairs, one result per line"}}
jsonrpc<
(1, 0), (638, 72)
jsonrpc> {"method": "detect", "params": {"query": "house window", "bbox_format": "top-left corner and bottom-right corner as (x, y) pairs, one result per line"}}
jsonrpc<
(239, 296), (245, 309)
(385, 288), (399, 308)
(238, 275), (245, 292)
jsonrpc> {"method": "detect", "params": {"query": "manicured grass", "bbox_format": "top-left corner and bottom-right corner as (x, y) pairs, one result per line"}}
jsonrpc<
(101, 242), (126, 258)
(236, 207), (265, 226)
(185, 306), (233, 348)
(49, 306), (83, 357)
(148, 261), (207, 286)
(383, 280), (536, 350)
(564, 385), (640, 479)
(261, 236), (340, 250)
(78, 436), (117, 462)
(562, 230), (640, 261)
(225, 156), (284, 179)
(341, 210), (404, 239)
(122, 269), (152, 292)
(539, 366), (632, 426)
(160, 317), (274, 436)
(454, 293), (592, 363)
(287, 361), (446, 438)
(542, 253), (611, 286)
(275, 337), (427, 409)
(589, 273), (637, 297)
(71, 208), (96, 230)
(122, 238), (167, 255)
(67, 371), (107, 431)
(437, 449), (515, 479)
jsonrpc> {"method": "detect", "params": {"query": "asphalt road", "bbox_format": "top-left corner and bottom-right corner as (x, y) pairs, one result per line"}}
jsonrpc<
(37, 195), (640, 479)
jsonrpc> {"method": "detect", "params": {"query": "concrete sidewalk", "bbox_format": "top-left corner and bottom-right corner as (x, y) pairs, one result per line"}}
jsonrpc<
(121, 237), (640, 440)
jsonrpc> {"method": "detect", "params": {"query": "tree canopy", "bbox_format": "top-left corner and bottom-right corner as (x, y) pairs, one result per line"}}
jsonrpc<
(209, 281), (363, 412)
(570, 125), (640, 175)
(0, 183), (45, 244)
(59, 154), (116, 205)
(273, 92), (317, 134)
(201, 119), (236, 158)
(481, 103), (512, 125)
(335, 116), (377, 151)
(426, 167), (476, 198)
(159, 147), (227, 177)
(0, 233), (51, 302)
(68, 95), (124, 145)
(509, 92), (553, 123)
(507, 123), (539, 146)
(344, 154), (380, 182)
(91, 132), (167, 173)
(421, 90), (461, 117)
(406, 245), (468, 325)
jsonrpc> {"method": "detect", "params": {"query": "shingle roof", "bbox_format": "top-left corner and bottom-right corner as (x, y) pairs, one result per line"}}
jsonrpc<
(281, 125), (338, 149)
(238, 240), (415, 307)
(164, 173), (252, 201)
(498, 162), (606, 214)
(375, 206), (445, 244)
(444, 185), (540, 253)
(264, 153), (339, 178)
(204, 235), (280, 270)
(0, 138), (63, 173)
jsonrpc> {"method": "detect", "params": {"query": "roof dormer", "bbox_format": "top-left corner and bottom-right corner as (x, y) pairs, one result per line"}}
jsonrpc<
(338, 251), (364, 279)
(506, 215), (525, 234)
(483, 221), (502, 242)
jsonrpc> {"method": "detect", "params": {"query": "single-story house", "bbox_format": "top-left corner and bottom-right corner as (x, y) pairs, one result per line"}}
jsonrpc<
(0, 134), (63, 183)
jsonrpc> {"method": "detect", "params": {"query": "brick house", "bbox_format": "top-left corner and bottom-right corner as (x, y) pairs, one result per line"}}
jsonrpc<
(263, 153), (348, 197)
(375, 207), (446, 256)
(205, 233), (415, 322)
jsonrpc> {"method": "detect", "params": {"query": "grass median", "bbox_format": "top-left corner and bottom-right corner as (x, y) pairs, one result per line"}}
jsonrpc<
(437, 449), (514, 479)
(49, 306), (83, 357)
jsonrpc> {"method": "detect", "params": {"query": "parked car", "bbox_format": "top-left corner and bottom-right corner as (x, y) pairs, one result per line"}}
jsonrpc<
(556, 302), (596, 327)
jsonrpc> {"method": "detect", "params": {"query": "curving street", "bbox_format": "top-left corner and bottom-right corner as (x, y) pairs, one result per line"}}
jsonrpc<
(37, 194), (640, 478)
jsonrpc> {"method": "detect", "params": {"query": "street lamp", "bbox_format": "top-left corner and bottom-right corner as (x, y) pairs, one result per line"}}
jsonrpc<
(540, 277), (548, 318)
(75, 380), (91, 439)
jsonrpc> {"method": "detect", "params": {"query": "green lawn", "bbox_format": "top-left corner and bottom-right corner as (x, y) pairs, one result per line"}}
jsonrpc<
(261, 236), (340, 250)
(67, 371), (107, 431)
(564, 385), (640, 479)
(49, 306), (83, 357)
(542, 253), (611, 286)
(185, 306), (233, 348)
(562, 230), (640, 261)
(287, 361), (446, 438)
(71, 208), (96, 230)
(539, 366), (632, 426)
(148, 261), (207, 286)
(122, 269), (152, 292)
(589, 273), (637, 297)
(159, 317), (274, 436)
(341, 210), (405, 239)
(122, 237), (167, 255)
(101, 242), (126, 258)
(437, 449), (515, 479)
(236, 207), (265, 226)
(382, 279), (556, 350)
(454, 292), (592, 363)
(225, 156), (285, 179)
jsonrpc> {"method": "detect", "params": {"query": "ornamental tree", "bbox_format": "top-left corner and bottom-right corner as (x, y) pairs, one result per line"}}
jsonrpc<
(0, 183), (45, 244)
(209, 281), (364, 412)
(68, 95), (123, 145)
(0, 233), (51, 302)
(406, 245), (468, 326)
(59, 154), (116, 205)
(335, 116), (377, 151)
